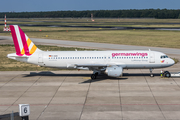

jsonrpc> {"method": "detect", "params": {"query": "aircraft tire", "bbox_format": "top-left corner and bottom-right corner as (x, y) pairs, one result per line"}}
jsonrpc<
(91, 74), (96, 80)
(150, 74), (154, 77)
(164, 71), (171, 78)
(95, 72), (98, 76)
(163, 71), (169, 77)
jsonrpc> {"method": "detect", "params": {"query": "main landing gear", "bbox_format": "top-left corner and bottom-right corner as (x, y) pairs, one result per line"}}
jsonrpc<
(91, 72), (98, 80)
(150, 69), (154, 77)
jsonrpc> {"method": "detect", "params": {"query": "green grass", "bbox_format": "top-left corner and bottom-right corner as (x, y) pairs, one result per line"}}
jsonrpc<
(1, 18), (180, 49)
(1, 26), (180, 49)
(1, 18), (180, 23)
(1, 18), (180, 71)
(1, 18), (180, 27)
(0, 44), (95, 71)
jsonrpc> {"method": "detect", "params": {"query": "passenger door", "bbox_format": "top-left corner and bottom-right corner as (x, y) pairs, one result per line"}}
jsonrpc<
(149, 52), (155, 63)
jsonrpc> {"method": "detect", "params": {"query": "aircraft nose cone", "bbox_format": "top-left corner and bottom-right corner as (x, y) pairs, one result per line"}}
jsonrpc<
(170, 59), (175, 65)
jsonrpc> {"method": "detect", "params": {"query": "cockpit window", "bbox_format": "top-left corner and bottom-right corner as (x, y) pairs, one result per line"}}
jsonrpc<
(160, 55), (168, 59)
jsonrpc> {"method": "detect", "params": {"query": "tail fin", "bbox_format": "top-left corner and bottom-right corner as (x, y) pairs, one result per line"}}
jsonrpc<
(10, 25), (40, 56)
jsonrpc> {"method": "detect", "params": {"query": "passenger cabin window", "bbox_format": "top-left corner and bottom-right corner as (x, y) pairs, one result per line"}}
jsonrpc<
(52, 56), (152, 60)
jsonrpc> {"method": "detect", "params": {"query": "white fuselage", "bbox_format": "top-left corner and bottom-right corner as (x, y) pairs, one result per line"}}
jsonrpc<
(19, 50), (174, 70)
(8, 25), (175, 79)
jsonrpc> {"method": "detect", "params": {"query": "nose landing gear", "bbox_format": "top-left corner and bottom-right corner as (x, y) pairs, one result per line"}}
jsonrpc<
(150, 69), (154, 77)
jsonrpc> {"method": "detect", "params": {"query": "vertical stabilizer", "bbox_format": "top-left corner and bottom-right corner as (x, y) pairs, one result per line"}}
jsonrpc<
(10, 25), (40, 56)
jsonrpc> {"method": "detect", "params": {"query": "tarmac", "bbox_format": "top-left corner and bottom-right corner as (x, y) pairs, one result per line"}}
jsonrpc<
(0, 63), (180, 120)
(0, 37), (180, 119)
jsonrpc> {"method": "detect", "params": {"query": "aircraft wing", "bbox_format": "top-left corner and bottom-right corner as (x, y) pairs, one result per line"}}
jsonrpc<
(75, 64), (108, 67)
(75, 62), (126, 67)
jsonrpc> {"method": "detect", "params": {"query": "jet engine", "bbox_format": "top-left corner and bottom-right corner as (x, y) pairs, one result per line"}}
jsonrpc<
(105, 66), (123, 77)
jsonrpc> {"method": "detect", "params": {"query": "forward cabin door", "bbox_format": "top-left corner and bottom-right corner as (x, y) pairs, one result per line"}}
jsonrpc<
(38, 53), (43, 63)
(149, 52), (155, 63)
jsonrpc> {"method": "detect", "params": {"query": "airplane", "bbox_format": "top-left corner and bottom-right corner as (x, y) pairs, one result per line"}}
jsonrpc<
(7, 25), (175, 79)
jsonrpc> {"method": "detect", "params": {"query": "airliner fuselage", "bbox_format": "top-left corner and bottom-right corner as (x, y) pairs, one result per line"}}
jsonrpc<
(8, 50), (174, 70)
(7, 25), (175, 79)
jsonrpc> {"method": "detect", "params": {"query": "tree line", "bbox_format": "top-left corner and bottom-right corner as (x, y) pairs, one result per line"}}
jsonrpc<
(1, 9), (180, 19)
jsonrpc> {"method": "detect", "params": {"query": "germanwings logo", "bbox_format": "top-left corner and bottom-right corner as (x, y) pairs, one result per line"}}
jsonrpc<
(10, 25), (37, 56)
(112, 52), (148, 57)
(161, 60), (165, 63)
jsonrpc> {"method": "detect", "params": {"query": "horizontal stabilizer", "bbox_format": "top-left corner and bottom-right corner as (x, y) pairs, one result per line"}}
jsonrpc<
(7, 53), (29, 59)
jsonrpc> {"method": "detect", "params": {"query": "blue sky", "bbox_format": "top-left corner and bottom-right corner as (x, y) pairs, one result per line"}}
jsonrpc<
(1, 0), (180, 12)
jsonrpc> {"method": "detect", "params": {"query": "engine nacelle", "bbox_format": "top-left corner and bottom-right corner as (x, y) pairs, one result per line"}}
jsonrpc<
(105, 66), (123, 77)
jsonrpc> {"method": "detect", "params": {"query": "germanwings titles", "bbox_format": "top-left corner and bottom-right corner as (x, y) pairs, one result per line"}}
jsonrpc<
(7, 25), (175, 79)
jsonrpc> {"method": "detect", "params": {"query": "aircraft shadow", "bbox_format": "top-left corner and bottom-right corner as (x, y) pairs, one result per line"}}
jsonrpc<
(23, 71), (160, 77)
(80, 77), (128, 84)
(23, 71), (91, 77)
(80, 73), (160, 83)
(23, 71), (160, 83)
(123, 73), (160, 76)
(0, 112), (20, 119)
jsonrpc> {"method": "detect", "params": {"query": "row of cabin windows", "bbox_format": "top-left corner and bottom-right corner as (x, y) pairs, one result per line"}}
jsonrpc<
(49, 56), (149, 59)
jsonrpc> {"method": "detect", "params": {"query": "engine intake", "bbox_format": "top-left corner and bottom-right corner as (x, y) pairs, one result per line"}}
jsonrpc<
(105, 66), (123, 77)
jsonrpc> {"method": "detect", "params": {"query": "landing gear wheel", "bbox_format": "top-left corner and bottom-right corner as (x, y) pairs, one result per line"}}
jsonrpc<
(149, 69), (154, 77)
(164, 71), (171, 78)
(91, 74), (96, 80)
(163, 71), (168, 77)
(150, 74), (154, 77)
